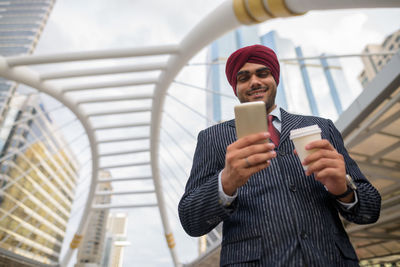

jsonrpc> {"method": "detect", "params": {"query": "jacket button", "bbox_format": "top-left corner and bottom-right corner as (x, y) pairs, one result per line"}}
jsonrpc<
(278, 150), (286, 156)
(289, 183), (296, 192)
(300, 231), (308, 239)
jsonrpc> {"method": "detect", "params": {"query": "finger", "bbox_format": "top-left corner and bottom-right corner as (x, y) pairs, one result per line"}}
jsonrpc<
(241, 142), (275, 158)
(235, 132), (270, 149)
(226, 142), (275, 169)
(306, 158), (342, 176)
(247, 160), (271, 174)
(246, 150), (277, 166)
(303, 149), (340, 166)
(306, 158), (337, 175)
(305, 139), (334, 151)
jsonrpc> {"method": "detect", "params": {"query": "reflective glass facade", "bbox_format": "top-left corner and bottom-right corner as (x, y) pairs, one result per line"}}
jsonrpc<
(0, 94), (78, 265)
(0, 0), (55, 136)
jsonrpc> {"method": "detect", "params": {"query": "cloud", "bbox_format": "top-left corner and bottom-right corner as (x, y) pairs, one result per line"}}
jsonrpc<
(260, 9), (400, 54)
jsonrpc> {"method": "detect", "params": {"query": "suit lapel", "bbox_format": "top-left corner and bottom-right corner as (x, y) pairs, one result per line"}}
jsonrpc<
(279, 108), (304, 146)
(227, 119), (235, 128)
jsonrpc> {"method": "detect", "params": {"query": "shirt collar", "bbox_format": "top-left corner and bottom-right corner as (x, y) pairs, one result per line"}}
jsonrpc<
(269, 105), (281, 122)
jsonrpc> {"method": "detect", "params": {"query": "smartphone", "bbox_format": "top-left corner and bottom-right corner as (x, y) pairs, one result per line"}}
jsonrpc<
(234, 101), (268, 143)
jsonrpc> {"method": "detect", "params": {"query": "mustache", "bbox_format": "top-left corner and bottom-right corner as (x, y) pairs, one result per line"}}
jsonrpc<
(246, 86), (268, 94)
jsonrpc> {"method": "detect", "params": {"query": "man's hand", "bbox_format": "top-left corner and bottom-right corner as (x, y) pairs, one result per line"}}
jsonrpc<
(303, 140), (354, 203)
(221, 132), (276, 196)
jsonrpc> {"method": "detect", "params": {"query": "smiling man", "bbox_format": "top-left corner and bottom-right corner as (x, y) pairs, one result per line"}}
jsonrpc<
(179, 44), (381, 266)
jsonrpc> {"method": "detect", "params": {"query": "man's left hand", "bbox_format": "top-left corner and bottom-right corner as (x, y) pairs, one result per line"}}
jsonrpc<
(303, 139), (353, 203)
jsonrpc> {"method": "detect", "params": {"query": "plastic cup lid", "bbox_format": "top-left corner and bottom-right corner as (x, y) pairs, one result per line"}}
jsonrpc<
(290, 125), (321, 139)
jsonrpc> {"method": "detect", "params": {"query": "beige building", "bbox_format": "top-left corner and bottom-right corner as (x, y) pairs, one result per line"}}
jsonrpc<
(102, 213), (130, 267)
(0, 94), (79, 265)
(75, 171), (112, 267)
(358, 29), (400, 87)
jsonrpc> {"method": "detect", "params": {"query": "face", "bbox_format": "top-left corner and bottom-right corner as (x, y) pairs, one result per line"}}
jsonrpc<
(236, 62), (277, 113)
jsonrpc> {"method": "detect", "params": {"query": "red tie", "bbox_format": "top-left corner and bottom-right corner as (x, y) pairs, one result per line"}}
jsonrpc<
(268, 115), (280, 146)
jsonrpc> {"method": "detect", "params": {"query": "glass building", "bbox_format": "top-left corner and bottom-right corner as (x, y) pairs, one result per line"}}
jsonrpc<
(207, 28), (353, 123)
(0, 94), (79, 265)
(0, 0), (55, 132)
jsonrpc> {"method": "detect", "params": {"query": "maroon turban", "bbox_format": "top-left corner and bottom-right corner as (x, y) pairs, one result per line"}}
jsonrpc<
(225, 44), (280, 95)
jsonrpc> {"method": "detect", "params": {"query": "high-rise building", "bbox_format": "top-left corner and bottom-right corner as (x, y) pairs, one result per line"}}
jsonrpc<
(358, 29), (400, 87)
(101, 213), (129, 267)
(0, 0), (56, 128)
(207, 28), (353, 123)
(75, 171), (112, 267)
(0, 94), (79, 265)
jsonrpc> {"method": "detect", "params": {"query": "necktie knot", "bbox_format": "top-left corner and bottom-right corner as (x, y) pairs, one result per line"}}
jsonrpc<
(268, 114), (274, 124)
(268, 115), (280, 146)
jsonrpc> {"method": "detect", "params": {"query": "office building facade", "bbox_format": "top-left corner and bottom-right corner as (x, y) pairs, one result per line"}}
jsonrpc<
(75, 171), (112, 267)
(0, 94), (78, 265)
(102, 213), (129, 267)
(358, 29), (400, 87)
(0, 0), (55, 128)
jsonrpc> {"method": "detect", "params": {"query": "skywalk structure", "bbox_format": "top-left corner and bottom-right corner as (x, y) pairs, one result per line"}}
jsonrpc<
(0, 0), (399, 266)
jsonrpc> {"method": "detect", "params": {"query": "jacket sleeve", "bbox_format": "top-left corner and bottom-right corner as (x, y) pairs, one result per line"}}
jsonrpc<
(178, 129), (237, 237)
(328, 119), (381, 224)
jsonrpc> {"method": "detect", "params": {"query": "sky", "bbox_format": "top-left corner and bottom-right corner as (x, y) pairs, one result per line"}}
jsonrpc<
(31, 0), (400, 266)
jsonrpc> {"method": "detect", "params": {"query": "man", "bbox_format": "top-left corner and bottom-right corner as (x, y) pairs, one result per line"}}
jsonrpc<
(178, 44), (381, 266)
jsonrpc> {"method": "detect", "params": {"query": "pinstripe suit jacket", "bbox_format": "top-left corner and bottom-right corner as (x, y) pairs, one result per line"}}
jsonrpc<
(179, 109), (381, 267)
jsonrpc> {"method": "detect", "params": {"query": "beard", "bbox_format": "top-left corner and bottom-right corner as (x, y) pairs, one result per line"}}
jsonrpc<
(264, 89), (276, 114)
(238, 85), (277, 113)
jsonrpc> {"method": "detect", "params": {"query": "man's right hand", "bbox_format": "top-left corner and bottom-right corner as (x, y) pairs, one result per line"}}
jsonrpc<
(221, 132), (276, 196)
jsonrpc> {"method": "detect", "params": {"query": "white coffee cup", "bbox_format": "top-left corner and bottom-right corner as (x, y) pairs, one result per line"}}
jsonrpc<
(290, 125), (322, 170)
